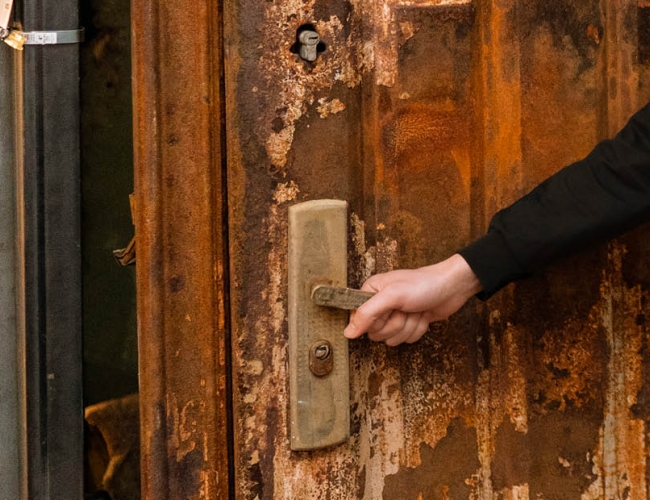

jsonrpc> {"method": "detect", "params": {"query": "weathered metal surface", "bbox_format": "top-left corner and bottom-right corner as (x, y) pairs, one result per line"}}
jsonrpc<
(131, 0), (231, 498)
(14, 0), (84, 497)
(224, 0), (650, 498)
(288, 200), (349, 451)
(311, 285), (376, 310)
(0, 41), (19, 500)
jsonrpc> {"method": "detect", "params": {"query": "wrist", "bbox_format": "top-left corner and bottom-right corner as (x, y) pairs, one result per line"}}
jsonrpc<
(417, 254), (483, 317)
(448, 253), (482, 298)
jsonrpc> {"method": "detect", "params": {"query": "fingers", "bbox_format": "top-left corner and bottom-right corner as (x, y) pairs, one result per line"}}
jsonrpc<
(344, 289), (401, 339)
(362, 311), (431, 346)
(367, 310), (408, 342)
(384, 313), (422, 346)
(358, 272), (387, 293)
(345, 308), (390, 339)
(403, 314), (432, 344)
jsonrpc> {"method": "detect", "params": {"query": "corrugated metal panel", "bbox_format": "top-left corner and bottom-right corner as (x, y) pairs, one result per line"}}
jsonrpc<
(133, 0), (650, 498)
(223, 0), (650, 498)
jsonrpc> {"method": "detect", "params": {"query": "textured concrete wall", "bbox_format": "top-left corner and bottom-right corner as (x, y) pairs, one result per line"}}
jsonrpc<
(0, 43), (19, 500)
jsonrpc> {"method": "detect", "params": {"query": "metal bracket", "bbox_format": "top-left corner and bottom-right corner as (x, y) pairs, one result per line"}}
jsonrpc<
(2, 28), (84, 50)
(21, 28), (85, 45)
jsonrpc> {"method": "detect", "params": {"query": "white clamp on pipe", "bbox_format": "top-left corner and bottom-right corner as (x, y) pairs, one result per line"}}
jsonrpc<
(20, 28), (85, 45)
(1, 0), (84, 50)
(2, 28), (84, 50)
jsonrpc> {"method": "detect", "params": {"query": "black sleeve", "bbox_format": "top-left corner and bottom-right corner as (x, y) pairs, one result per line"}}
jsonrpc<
(458, 101), (650, 299)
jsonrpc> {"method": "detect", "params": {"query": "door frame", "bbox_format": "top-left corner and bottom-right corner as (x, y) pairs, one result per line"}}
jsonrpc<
(131, 0), (233, 498)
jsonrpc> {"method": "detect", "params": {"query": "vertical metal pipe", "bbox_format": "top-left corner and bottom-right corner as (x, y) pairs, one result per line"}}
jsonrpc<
(14, 0), (84, 497)
(0, 42), (20, 500)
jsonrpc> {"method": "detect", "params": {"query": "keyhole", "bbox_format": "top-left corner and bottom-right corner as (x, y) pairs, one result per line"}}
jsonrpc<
(290, 24), (327, 62)
(314, 343), (331, 360)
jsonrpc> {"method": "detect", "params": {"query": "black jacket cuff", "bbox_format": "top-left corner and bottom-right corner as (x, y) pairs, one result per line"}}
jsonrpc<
(457, 231), (531, 300)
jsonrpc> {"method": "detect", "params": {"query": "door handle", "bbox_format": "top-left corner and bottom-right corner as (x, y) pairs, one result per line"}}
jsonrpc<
(311, 284), (375, 310)
(288, 200), (361, 451)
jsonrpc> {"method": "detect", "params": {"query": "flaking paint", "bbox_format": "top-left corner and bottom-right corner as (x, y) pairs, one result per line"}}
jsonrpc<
(218, 0), (650, 498)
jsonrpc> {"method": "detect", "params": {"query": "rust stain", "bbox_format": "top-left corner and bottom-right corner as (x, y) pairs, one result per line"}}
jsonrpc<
(586, 24), (601, 45)
(226, 0), (650, 497)
(258, 0), (472, 169)
(480, 0), (524, 208)
(260, 7), (356, 168)
(581, 245), (646, 499)
(532, 311), (605, 413)
(133, 0), (231, 496)
(382, 418), (480, 499)
(399, 0), (471, 4)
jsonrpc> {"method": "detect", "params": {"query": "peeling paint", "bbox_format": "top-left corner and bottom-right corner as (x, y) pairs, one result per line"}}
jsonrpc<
(227, 0), (650, 497)
(316, 97), (347, 118)
(259, 7), (357, 168)
(167, 395), (200, 463)
(350, 213), (376, 286)
(272, 181), (300, 205)
(580, 245), (647, 500)
(353, 356), (406, 498)
(257, 0), (474, 167)
(501, 485), (530, 500)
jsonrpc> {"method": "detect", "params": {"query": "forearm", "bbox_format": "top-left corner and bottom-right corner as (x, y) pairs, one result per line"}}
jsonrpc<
(459, 101), (650, 299)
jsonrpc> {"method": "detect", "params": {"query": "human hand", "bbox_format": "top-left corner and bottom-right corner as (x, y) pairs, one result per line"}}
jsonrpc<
(343, 254), (481, 346)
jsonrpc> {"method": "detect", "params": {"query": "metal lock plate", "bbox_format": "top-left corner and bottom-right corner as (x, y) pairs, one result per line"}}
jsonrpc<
(309, 340), (333, 377)
(288, 200), (349, 451)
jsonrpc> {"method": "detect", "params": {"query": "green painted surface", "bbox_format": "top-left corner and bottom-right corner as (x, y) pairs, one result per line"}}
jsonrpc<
(81, 0), (137, 406)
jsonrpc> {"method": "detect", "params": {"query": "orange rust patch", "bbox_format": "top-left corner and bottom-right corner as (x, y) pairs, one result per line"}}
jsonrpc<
(382, 418), (480, 499)
(586, 24), (601, 45)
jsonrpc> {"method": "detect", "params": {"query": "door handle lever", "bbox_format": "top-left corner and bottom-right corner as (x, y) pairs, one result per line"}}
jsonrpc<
(311, 285), (375, 310)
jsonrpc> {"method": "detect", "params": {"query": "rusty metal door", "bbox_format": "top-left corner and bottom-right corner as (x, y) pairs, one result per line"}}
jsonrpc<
(133, 0), (650, 498)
